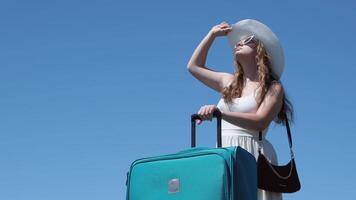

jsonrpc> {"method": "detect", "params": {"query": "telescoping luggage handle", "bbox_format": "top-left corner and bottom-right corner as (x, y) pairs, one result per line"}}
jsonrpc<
(191, 109), (222, 148)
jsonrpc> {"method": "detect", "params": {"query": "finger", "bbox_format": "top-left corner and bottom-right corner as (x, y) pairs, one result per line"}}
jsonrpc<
(220, 24), (229, 28)
(206, 106), (212, 116)
(221, 22), (230, 27)
(197, 119), (203, 125)
(219, 22), (228, 27)
(222, 27), (232, 31)
(223, 29), (232, 35)
(210, 105), (215, 112)
(198, 107), (203, 115)
(198, 106), (205, 119)
(212, 106), (216, 115)
(201, 106), (206, 118)
(198, 108), (206, 120)
(203, 107), (209, 119)
(200, 113), (206, 120)
(199, 109), (206, 120)
(209, 106), (214, 118)
(206, 108), (212, 120)
(205, 106), (211, 115)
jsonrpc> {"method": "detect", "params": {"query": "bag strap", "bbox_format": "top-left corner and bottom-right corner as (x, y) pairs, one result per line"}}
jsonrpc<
(258, 114), (295, 159)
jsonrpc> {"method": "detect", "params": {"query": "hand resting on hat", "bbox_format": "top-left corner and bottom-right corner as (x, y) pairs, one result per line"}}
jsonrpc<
(210, 21), (233, 37)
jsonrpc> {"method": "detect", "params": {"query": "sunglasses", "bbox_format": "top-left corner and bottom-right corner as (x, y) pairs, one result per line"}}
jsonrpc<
(234, 35), (257, 49)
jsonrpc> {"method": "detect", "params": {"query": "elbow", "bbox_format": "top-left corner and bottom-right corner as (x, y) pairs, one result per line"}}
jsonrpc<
(187, 65), (193, 75)
(187, 64), (196, 73)
(187, 55), (198, 69)
(187, 64), (192, 71)
(187, 61), (195, 69)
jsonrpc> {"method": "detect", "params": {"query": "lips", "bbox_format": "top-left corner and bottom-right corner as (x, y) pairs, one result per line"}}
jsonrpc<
(235, 47), (242, 52)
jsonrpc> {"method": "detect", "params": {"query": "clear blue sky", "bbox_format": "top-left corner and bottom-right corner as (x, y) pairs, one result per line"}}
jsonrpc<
(1, 0), (355, 199)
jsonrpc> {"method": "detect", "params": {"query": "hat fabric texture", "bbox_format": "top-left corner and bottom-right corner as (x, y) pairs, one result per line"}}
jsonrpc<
(227, 19), (285, 80)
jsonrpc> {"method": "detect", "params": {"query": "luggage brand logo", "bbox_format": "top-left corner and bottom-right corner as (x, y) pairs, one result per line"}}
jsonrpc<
(168, 178), (180, 194)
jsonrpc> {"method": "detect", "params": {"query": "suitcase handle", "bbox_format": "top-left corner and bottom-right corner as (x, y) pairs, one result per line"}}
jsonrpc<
(191, 109), (222, 148)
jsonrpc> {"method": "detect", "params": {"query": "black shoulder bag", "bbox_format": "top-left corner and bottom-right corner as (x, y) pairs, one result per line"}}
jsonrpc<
(257, 115), (301, 193)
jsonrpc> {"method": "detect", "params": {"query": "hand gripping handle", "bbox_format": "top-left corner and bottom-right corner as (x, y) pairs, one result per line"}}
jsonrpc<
(191, 109), (222, 148)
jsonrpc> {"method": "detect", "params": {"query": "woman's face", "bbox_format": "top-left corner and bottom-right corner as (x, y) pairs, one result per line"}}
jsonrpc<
(234, 36), (257, 57)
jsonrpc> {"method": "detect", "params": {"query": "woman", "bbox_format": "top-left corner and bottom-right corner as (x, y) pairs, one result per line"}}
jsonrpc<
(187, 19), (293, 200)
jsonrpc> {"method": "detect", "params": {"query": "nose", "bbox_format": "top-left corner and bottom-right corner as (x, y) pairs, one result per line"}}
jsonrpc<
(234, 42), (243, 49)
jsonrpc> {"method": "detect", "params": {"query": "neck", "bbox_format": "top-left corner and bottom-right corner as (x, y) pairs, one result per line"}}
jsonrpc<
(238, 58), (258, 82)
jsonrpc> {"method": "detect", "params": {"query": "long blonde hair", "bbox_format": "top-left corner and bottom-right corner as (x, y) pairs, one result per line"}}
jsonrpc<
(221, 40), (294, 125)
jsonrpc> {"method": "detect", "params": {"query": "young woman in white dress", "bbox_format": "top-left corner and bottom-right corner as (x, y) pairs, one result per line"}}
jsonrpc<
(187, 19), (294, 200)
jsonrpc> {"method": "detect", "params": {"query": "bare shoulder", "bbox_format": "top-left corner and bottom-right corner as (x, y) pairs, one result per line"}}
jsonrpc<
(267, 80), (284, 98)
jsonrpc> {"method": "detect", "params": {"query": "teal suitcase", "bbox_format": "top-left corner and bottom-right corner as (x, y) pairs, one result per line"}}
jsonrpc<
(126, 110), (257, 200)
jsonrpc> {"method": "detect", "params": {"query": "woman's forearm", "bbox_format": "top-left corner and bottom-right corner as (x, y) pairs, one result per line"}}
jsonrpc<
(221, 111), (267, 131)
(187, 30), (216, 68)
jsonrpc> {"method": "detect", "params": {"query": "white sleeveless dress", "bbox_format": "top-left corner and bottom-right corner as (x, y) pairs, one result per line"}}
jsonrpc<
(216, 88), (283, 200)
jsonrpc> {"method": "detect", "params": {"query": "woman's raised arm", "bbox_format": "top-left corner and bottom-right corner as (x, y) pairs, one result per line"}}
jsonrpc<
(187, 22), (233, 93)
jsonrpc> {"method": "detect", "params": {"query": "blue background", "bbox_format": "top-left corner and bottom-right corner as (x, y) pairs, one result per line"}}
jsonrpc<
(1, 0), (355, 199)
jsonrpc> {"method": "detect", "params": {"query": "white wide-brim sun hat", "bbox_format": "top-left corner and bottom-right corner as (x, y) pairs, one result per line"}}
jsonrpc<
(227, 19), (285, 80)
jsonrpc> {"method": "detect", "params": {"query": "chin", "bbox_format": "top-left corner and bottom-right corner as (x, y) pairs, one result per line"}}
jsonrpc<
(235, 50), (254, 57)
(235, 51), (248, 58)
